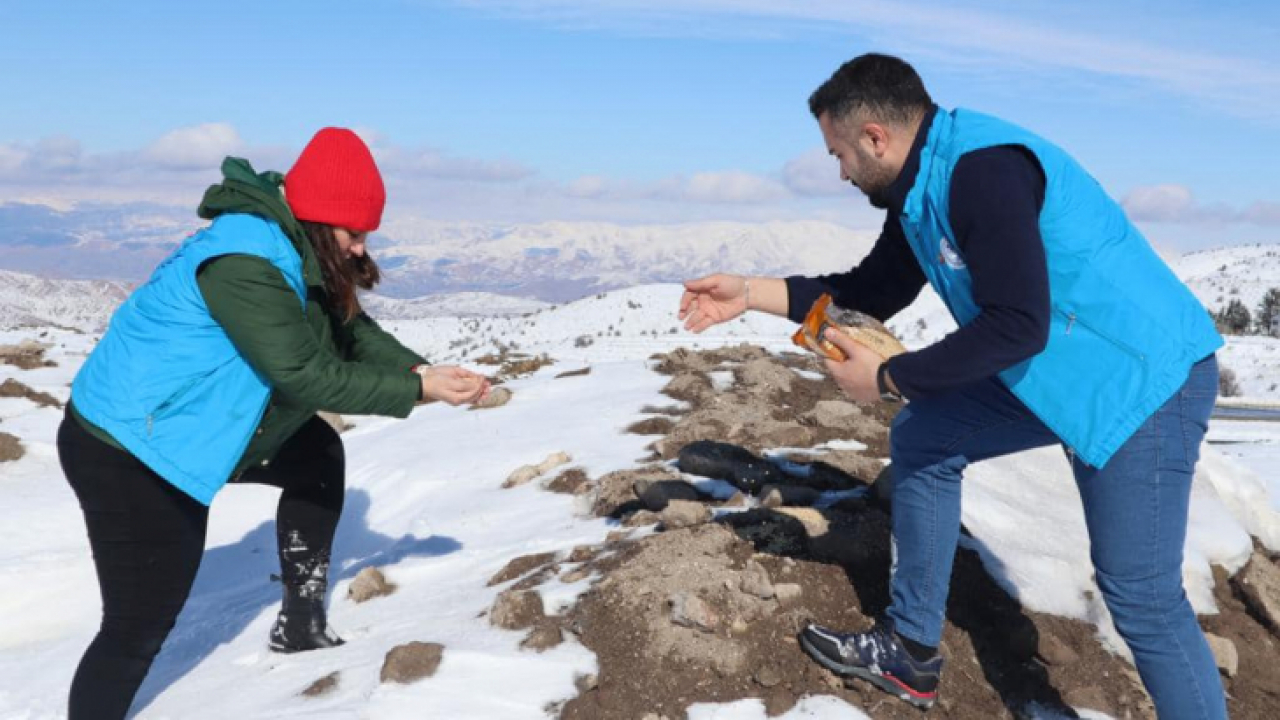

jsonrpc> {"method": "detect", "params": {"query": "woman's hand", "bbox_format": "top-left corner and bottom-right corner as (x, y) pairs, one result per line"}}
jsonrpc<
(419, 366), (490, 406)
(678, 274), (749, 333)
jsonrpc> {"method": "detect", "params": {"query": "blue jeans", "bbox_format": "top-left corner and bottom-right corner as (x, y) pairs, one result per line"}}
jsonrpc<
(886, 355), (1226, 720)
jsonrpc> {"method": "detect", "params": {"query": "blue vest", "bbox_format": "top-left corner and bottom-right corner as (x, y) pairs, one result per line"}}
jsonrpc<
(72, 214), (307, 505)
(902, 109), (1222, 467)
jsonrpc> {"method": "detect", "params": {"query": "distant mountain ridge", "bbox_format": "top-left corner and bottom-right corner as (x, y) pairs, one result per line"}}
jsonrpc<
(0, 202), (873, 302)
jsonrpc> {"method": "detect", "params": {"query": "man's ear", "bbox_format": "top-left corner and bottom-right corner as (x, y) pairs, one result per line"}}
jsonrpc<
(862, 122), (891, 157)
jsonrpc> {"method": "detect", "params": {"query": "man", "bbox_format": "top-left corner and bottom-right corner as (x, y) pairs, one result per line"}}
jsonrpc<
(678, 54), (1225, 718)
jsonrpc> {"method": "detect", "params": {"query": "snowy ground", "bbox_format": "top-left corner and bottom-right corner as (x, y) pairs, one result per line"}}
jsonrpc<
(1, 285), (1278, 719)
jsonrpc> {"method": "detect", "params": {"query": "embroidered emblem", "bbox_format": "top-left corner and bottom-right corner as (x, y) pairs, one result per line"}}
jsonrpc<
(939, 237), (966, 270)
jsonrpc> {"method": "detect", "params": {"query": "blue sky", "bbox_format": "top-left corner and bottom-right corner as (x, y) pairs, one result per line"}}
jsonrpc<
(1, 0), (1277, 251)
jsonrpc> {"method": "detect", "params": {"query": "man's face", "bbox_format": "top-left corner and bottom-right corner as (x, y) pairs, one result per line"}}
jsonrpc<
(818, 112), (898, 209)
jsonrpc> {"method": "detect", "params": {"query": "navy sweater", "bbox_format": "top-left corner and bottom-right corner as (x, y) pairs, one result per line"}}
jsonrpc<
(786, 106), (1051, 400)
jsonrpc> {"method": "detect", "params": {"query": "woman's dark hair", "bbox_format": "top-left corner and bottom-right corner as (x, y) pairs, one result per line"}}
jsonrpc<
(300, 220), (381, 323)
(809, 53), (932, 127)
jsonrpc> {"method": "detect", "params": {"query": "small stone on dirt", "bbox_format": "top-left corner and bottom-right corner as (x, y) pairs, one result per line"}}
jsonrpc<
(488, 552), (558, 586)
(301, 671), (340, 697)
(1205, 633), (1239, 677)
(521, 623), (564, 652)
(773, 583), (803, 605)
(348, 566), (396, 603)
(380, 642), (445, 684)
(660, 500), (712, 530)
(669, 593), (720, 633)
(490, 589), (546, 630)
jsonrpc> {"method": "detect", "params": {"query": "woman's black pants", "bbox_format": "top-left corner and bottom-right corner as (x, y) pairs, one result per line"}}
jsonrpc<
(58, 411), (345, 720)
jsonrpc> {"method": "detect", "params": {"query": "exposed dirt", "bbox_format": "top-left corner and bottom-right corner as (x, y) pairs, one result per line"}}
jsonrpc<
(0, 378), (63, 409)
(0, 432), (23, 462)
(540, 346), (1277, 719)
(0, 340), (57, 370)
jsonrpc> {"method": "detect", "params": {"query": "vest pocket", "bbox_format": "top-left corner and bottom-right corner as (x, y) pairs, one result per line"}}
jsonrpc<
(1061, 309), (1147, 363)
(145, 372), (212, 436)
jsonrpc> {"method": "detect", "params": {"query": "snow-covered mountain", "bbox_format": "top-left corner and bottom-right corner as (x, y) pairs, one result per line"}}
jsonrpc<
(0, 202), (874, 301)
(0, 270), (131, 332)
(369, 219), (875, 300)
(1174, 243), (1280, 316)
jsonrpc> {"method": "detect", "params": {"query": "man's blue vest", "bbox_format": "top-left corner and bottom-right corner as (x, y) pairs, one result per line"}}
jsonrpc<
(901, 109), (1222, 467)
(72, 214), (307, 505)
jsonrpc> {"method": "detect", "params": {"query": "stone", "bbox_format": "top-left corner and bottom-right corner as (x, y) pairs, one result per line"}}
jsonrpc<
(502, 451), (572, 489)
(0, 433), (23, 463)
(490, 590), (545, 630)
(520, 623), (564, 652)
(574, 673), (599, 693)
(567, 545), (596, 563)
(773, 507), (830, 537)
(487, 552), (558, 586)
(659, 500), (712, 530)
(561, 567), (592, 584)
(1234, 553), (1280, 637)
(348, 566), (396, 603)
(623, 509), (661, 527)
(301, 671), (340, 697)
(754, 665), (783, 688)
(774, 583), (803, 605)
(758, 484), (821, 509)
(738, 560), (775, 600)
(1037, 632), (1079, 666)
(1205, 633), (1239, 677)
(380, 642), (445, 684)
(810, 400), (862, 429)
(669, 593), (719, 633)
(503, 465), (541, 489)
(637, 479), (701, 511)
(721, 492), (749, 508)
(472, 386), (513, 409)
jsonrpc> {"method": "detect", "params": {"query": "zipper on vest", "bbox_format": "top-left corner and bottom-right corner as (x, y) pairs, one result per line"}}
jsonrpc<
(1062, 311), (1145, 361)
(147, 414), (153, 437)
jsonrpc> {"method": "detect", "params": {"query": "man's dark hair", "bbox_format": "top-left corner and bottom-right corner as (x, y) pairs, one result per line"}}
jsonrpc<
(809, 53), (932, 127)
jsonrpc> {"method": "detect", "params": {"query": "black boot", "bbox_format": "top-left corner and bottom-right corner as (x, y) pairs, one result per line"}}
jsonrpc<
(268, 529), (344, 653)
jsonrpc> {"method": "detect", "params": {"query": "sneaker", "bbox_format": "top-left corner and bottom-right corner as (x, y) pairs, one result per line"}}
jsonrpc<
(799, 622), (942, 709)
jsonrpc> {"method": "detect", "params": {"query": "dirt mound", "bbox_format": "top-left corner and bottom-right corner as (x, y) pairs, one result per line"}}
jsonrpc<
(543, 346), (1278, 718)
(0, 378), (62, 409)
(0, 340), (56, 370)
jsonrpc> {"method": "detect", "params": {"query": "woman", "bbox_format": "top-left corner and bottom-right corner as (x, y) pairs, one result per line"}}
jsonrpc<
(58, 127), (489, 719)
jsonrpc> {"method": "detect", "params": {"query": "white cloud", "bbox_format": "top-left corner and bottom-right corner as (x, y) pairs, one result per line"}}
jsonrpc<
(782, 146), (850, 198)
(1124, 184), (1280, 227)
(144, 123), (243, 170)
(679, 170), (789, 204)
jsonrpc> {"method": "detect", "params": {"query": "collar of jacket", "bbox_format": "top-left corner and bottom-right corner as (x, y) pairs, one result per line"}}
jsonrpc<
(196, 156), (324, 289)
(881, 104), (938, 215)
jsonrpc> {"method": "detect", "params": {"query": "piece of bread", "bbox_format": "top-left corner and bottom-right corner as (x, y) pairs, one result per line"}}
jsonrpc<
(791, 293), (906, 362)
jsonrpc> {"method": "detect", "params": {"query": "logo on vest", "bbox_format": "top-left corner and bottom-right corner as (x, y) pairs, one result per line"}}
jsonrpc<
(938, 237), (966, 270)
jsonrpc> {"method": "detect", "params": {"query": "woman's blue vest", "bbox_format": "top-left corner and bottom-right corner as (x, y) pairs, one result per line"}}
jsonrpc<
(902, 109), (1222, 467)
(72, 214), (307, 504)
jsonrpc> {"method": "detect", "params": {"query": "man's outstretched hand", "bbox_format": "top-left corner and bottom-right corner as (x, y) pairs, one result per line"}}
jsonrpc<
(679, 274), (748, 333)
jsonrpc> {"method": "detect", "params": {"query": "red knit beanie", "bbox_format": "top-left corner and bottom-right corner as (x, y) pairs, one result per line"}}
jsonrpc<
(285, 127), (386, 232)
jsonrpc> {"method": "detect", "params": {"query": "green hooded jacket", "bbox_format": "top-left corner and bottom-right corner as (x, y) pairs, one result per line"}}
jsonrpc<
(76, 157), (425, 476)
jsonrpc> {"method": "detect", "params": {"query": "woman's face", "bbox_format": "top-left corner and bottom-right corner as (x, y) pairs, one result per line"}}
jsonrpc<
(333, 228), (368, 260)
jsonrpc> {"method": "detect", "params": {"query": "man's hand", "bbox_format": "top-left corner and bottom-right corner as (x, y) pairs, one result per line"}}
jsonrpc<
(679, 274), (748, 333)
(821, 328), (882, 403)
(420, 366), (490, 406)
